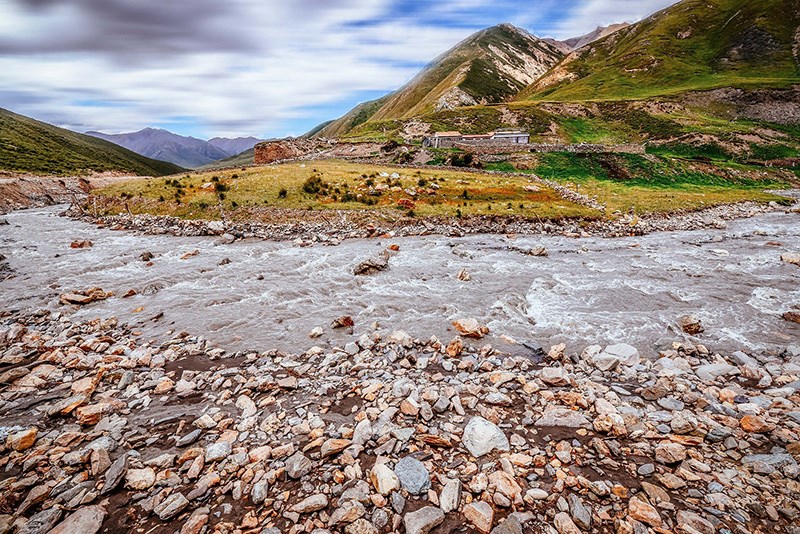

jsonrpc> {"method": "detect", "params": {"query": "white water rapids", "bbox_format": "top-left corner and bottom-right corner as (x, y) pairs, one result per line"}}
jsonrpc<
(1, 204), (798, 356)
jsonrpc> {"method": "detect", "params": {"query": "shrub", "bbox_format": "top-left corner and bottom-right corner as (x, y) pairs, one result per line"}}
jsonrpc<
(302, 175), (323, 194)
(278, 188), (288, 198)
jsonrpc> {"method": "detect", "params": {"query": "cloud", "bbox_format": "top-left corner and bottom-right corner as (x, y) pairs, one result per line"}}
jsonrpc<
(0, 0), (673, 138)
(548, 0), (680, 39)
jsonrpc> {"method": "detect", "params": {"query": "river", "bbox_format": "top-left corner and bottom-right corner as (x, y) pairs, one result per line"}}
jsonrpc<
(1, 203), (798, 356)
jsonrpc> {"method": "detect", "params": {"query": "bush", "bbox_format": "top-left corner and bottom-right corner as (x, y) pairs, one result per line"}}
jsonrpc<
(302, 175), (323, 194)
(278, 188), (288, 198)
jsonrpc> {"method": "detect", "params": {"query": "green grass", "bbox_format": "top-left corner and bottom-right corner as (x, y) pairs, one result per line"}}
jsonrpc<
(0, 108), (184, 176)
(94, 160), (597, 221)
(518, 0), (800, 102)
(527, 151), (792, 213)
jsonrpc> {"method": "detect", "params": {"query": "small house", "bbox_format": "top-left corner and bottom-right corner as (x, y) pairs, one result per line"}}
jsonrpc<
(423, 131), (463, 148)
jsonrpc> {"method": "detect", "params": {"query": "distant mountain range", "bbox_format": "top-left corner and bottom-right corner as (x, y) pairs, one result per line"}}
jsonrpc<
(0, 108), (183, 176)
(86, 128), (262, 168)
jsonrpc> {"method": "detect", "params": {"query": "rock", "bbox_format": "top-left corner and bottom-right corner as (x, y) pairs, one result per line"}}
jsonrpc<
(353, 254), (389, 275)
(70, 240), (93, 249)
(394, 456), (430, 495)
(403, 506), (444, 534)
(783, 311), (800, 324)
(321, 438), (351, 457)
(462, 416), (509, 457)
(553, 512), (581, 534)
(457, 268), (471, 281)
(567, 493), (592, 530)
(676, 510), (715, 534)
(154, 492), (189, 520)
(534, 407), (591, 429)
(329, 500), (366, 526)
(781, 253), (800, 266)
(464, 501), (494, 533)
(291, 494), (329, 513)
(180, 508), (209, 534)
(333, 316), (355, 329)
(695, 363), (738, 382)
(370, 463), (400, 495)
(440, 478), (462, 513)
(628, 497), (662, 527)
(126, 467), (155, 490)
(48, 505), (106, 534)
(740, 415), (774, 433)
(446, 337), (464, 357)
(678, 315), (704, 335)
(17, 508), (62, 534)
(540, 366), (570, 386)
(309, 327), (324, 338)
(600, 343), (640, 366)
(452, 318), (489, 339)
(491, 516), (523, 534)
(345, 518), (378, 534)
(204, 441), (232, 462)
(100, 454), (127, 495)
(655, 442), (686, 464)
(286, 452), (313, 479)
(6, 427), (37, 451)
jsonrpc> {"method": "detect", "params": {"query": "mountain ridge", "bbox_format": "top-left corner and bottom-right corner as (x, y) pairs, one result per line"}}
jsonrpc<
(316, 23), (565, 138)
(86, 128), (262, 168)
(0, 108), (184, 176)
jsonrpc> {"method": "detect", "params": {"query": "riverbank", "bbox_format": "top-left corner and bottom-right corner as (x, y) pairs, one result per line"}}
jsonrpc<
(0, 307), (799, 534)
(68, 197), (792, 244)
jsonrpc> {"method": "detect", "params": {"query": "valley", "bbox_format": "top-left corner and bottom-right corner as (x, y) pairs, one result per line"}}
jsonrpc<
(1, 0), (800, 533)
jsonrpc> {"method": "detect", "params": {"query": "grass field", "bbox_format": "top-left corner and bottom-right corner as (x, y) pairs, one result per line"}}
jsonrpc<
(96, 160), (598, 221)
(94, 157), (793, 223)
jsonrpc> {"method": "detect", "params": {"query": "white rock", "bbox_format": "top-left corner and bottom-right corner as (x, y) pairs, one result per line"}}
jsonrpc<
(462, 417), (509, 458)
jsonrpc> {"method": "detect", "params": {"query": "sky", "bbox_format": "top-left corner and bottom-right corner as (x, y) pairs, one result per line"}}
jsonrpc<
(0, 0), (679, 140)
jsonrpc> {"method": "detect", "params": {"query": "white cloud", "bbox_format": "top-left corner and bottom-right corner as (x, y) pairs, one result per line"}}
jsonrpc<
(549, 0), (679, 39)
(0, 0), (675, 138)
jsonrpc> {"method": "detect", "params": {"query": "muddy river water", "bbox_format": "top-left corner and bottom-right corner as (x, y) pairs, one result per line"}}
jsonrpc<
(1, 204), (798, 356)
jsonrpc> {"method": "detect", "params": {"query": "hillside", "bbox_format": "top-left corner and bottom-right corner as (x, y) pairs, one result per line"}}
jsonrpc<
(0, 108), (183, 176)
(518, 0), (800, 102)
(316, 24), (564, 138)
(87, 128), (261, 168)
(543, 24), (630, 54)
(199, 148), (255, 170)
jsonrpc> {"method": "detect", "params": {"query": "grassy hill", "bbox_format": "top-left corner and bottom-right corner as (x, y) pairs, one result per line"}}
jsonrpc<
(518, 0), (800, 102)
(317, 24), (563, 138)
(199, 148), (255, 170)
(0, 108), (184, 176)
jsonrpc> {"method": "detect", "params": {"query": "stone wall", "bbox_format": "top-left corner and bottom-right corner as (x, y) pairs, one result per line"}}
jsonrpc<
(454, 142), (645, 155)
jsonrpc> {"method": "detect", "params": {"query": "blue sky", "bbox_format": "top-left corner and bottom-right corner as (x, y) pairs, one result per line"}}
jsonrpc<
(0, 0), (678, 140)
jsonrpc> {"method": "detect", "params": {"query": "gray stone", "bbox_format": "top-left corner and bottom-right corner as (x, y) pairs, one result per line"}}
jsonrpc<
(491, 515), (523, 534)
(567, 493), (592, 530)
(394, 456), (431, 495)
(204, 441), (231, 463)
(535, 408), (591, 429)
(153, 492), (189, 520)
(404, 506), (445, 534)
(440, 478), (462, 513)
(462, 416), (509, 457)
(286, 452), (313, 479)
(17, 508), (63, 534)
(48, 505), (106, 534)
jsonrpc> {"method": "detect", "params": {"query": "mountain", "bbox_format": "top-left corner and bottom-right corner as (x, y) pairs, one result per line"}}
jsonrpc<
(316, 23), (564, 138)
(0, 108), (183, 176)
(86, 129), (262, 168)
(518, 0), (800, 102)
(544, 24), (630, 54)
(199, 148), (255, 170)
(207, 137), (261, 157)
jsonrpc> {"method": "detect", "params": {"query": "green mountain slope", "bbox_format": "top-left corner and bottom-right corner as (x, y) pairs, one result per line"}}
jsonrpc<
(518, 0), (800, 102)
(317, 24), (564, 138)
(0, 108), (184, 176)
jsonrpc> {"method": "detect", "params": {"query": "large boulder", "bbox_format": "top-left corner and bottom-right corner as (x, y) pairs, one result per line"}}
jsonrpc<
(462, 417), (509, 458)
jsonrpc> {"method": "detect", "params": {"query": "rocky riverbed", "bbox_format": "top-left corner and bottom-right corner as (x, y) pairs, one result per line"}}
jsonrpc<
(71, 197), (792, 243)
(1, 199), (799, 534)
(0, 308), (799, 534)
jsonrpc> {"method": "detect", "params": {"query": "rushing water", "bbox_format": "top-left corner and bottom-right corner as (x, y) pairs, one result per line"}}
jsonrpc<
(1, 204), (799, 356)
